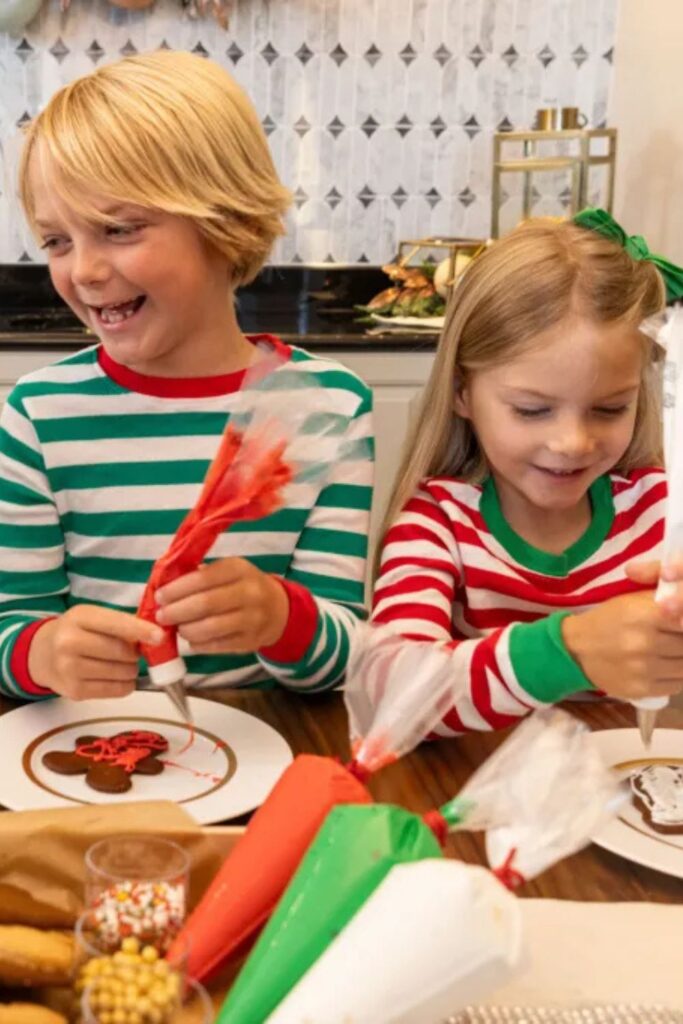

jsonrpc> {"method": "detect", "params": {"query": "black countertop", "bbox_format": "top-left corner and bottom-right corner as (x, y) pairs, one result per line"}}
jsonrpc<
(0, 265), (439, 353)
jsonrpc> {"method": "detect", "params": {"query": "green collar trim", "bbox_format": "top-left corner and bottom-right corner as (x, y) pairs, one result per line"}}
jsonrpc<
(479, 474), (614, 576)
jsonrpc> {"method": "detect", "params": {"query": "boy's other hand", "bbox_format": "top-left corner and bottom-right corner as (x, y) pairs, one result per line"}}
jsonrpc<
(27, 606), (163, 700)
(155, 557), (289, 655)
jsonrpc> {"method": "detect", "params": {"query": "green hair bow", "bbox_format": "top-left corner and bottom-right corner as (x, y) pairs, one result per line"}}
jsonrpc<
(573, 207), (683, 304)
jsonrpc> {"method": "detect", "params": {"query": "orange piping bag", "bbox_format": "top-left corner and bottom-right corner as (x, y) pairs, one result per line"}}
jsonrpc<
(167, 754), (372, 984)
(137, 423), (292, 686)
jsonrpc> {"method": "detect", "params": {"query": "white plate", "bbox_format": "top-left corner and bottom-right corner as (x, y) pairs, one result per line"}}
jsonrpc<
(0, 691), (292, 825)
(370, 313), (445, 330)
(587, 729), (683, 879)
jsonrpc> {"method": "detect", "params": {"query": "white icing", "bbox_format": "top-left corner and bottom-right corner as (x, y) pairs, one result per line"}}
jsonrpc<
(631, 765), (683, 826)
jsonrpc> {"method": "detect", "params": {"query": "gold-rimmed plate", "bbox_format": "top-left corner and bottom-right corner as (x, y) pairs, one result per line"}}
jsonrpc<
(587, 728), (683, 879)
(0, 691), (292, 824)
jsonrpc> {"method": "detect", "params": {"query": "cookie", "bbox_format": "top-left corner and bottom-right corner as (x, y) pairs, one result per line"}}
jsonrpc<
(41, 730), (168, 794)
(85, 763), (132, 794)
(0, 925), (74, 987)
(40, 751), (88, 776)
(630, 764), (683, 834)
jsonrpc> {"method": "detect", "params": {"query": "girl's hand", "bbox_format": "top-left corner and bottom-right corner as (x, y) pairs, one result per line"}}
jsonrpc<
(561, 587), (683, 701)
(155, 558), (289, 655)
(28, 606), (163, 700)
(625, 558), (683, 622)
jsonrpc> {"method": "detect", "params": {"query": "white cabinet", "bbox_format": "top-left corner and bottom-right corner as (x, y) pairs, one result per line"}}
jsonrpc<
(325, 349), (435, 563)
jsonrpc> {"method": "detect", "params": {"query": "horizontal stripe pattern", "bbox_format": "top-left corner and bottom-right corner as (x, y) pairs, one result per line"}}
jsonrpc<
(0, 342), (374, 698)
(373, 469), (666, 734)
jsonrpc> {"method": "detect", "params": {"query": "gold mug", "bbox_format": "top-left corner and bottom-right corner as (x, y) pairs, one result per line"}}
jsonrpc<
(560, 106), (588, 129)
(534, 107), (558, 130)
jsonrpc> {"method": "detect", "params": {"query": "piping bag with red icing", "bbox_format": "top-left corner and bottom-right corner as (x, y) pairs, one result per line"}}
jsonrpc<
(136, 345), (337, 724)
(219, 707), (626, 1024)
(167, 625), (462, 984)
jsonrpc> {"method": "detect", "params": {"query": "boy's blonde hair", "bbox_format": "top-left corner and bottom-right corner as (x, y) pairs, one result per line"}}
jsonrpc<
(19, 50), (291, 286)
(384, 218), (666, 534)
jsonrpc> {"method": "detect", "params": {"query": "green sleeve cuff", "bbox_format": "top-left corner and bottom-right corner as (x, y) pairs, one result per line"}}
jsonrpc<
(508, 612), (595, 703)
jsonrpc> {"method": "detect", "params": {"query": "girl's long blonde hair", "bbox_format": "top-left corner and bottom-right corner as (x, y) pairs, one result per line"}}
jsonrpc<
(383, 218), (666, 537)
(19, 51), (291, 286)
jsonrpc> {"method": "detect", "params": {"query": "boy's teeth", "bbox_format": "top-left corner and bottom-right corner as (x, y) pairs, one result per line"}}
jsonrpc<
(99, 299), (140, 324)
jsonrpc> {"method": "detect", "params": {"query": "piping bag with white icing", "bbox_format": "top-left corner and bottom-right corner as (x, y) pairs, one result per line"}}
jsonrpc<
(635, 306), (683, 746)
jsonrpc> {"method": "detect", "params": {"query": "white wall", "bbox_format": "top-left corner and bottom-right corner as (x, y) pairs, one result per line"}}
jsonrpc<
(610, 0), (683, 263)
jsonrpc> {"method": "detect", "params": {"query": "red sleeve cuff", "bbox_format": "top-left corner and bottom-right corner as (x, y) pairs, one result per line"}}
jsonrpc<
(259, 579), (319, 663)
(9, 619), (56, 696)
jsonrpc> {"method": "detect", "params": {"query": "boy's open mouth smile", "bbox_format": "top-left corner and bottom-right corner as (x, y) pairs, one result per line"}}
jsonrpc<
(89, 295), (146, 328)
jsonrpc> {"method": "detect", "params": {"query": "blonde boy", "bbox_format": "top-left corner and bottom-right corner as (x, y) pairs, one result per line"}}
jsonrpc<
(0, 52), (373, 700)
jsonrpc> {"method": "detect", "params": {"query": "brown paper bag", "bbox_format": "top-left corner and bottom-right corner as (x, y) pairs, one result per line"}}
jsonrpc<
(0, 801), (224, 928)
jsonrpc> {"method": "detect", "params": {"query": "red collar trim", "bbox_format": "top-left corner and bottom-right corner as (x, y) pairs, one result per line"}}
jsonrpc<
(97, 334), (292, 398)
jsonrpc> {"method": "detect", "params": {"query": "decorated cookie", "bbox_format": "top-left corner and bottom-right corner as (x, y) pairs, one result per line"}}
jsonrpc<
(630, 764), (683, 834)
(41, 731), (168, 794)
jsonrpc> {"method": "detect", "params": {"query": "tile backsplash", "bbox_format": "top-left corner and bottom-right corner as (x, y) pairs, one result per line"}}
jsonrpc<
(0, 0), (617, 265)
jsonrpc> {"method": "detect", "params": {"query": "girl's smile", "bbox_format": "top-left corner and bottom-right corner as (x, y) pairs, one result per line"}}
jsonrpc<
(454, 313), (644, 552)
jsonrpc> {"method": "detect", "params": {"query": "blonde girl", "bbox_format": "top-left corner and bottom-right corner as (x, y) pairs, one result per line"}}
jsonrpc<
(0, 51), (373, 702)
(372, 215), (683, 733)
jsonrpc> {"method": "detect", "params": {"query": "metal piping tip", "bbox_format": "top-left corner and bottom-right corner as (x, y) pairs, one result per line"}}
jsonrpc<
(636, 706), (657, 749)
(164, 680), (193, 725)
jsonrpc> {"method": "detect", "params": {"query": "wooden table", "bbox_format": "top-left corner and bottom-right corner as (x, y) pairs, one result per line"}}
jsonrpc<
(2, 690), (681, 905)
(201, 689), (683, 905)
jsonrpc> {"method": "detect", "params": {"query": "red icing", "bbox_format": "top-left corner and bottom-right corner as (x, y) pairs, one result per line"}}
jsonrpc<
(492, 847), (527, 891)
(137, 423), (293, 673)
(159, 759), (222, 784)
(177, 724), (196, 756)
(75, 731), (168, 774)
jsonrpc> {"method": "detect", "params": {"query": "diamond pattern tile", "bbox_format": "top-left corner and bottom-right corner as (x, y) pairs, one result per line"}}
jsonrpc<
(325, 187), (343, 210)
(463, 115), (481, 138)
(364, 43), (382, 67)
(537, 44), (556, 68)
(261, 42), (279, 65)
(329, 43), (348, 67)
(293, 116), (311, 138)
(572, 44), (589, 67)
(501, 45), (519, 67)
(430, 115), (447, 138)
(49, 37), (69, 63)
(357, 185), (376, 208)
(399, 43), (418, 66)
(395, 114), (413, 138)
(391, 186), (408, 209)
(15, 38), (34, 63)
(296, 42), (314, 65)
(361, 115), (380, 138)
(293, 187), (309, 209)
(86, 40), (105, 64)
(0, 0), (619, 265)
(327, 116), (345, 138)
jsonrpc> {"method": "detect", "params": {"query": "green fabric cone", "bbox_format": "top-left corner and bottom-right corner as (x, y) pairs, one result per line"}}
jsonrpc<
(216, 803), (442, 1024)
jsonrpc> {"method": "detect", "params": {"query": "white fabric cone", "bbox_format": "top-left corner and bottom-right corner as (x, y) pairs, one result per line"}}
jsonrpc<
(265, 859), (523, 1024)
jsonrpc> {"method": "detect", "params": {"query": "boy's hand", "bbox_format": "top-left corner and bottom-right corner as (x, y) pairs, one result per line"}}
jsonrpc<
(155, 558), (289, 655)
(562, 585), (683, 702)
(28, 606), (164, 700)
